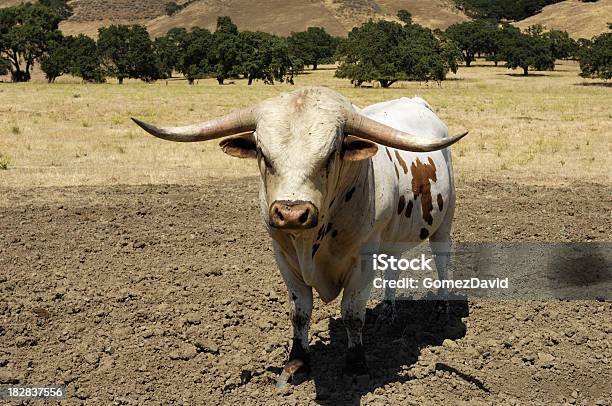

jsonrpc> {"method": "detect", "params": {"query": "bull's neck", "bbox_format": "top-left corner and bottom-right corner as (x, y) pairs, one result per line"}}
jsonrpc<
(326, 158), (371, 219)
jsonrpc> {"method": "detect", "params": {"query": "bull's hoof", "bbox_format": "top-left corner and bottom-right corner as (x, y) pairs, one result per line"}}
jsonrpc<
(275, 358), (310, 389)
(343, 344), (369, 377)
(275, 339), (310, 389)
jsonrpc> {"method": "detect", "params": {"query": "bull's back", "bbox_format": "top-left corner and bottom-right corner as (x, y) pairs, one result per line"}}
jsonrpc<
(361, 97), (454, 243)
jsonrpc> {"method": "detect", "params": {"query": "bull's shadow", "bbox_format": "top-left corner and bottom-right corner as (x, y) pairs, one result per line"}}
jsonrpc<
(308, 299), (469, 405)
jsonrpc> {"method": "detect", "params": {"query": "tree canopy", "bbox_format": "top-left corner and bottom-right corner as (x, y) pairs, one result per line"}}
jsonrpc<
(498, 24), (555, 75)
(237, 31), (299, 85)
(41, 34), (105, 83)
(97, 24), (161, 84)
(578, 30), (612, 80)
(0, 2), (62, 82)
(39, 0), (73, 20)
(453, 0), (562, 21)
(211, 16), (240, 84)
(287, 27), (337, 70)
(336, 18), (460, 87)
(445, 19), (499, 67)
(543, 29), (578, 60)
(173, 27), (213, 84)
(154, 27), (185, 78)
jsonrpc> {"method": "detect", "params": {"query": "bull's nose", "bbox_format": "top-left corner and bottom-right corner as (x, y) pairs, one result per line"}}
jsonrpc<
(269, 200), (319, 230)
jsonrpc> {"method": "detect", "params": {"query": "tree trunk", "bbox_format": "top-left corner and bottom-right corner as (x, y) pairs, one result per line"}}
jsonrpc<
(465, 57), (472, 67)
(312, 62), (317, 70)
(25, 60), (32, 79)
(379, 79), (396, 88)
(188, 78), (194, 85)
(118, 77), (124, 84)
(11, 69), (30, 82)
(523, 66), (528, 76)
(247, 76), (253, 85)
(217, 75), (224, 85)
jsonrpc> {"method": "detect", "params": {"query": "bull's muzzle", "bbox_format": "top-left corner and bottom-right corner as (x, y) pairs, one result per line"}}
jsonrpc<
(269, 200), (318, 230)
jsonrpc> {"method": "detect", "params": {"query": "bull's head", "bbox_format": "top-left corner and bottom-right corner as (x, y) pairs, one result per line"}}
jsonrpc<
(132, 87), (467, 231)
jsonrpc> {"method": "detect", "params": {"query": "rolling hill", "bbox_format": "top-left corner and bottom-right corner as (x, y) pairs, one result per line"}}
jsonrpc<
(0, 0), (609, 39)
(514, 0), (612, 39)
(0, 0), (468, 37)
(144, 0), (470, 37)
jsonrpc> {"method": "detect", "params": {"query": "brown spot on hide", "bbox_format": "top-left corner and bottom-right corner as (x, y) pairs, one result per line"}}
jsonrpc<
(405, 200), (413, 218)
(312, 243), (320, 258)
(411, 157), (437, 226)
(345, 187), (356, 202)
(394, 151), (408, 174)
(385, 148), (393, 161)
(397, 195), (406, 215)
(394, 165), (399, 179)
(420, 228), (429, 240)
(437, 193), (444, 211)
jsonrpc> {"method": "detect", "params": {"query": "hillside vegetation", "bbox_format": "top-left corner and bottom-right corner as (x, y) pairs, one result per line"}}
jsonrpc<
(68, 0), (169, 21)
(515, 0), (612, 39)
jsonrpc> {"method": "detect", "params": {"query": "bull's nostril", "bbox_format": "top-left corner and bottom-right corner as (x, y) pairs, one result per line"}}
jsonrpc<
(275, 208), (284, 221)
(299, 209), (310, 224)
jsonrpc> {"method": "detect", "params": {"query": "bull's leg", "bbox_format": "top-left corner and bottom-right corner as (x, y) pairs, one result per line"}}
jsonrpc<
(341, 257), (374, 376)
(376, 252), (399, 329)
(284, 282), (313, 374)
(429, 195), (454, 315)
(430, 194), (454, 295)
(274, 251), (313, 388)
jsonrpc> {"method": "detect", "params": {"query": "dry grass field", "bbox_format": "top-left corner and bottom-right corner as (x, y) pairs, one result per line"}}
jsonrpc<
(1, 60), (610, 188)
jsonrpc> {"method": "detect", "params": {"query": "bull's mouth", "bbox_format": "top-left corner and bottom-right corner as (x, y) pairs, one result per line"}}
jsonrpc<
(269, 200), (319, 230)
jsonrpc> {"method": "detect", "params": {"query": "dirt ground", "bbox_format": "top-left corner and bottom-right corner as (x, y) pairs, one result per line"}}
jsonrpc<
(0, 177), (610, 405)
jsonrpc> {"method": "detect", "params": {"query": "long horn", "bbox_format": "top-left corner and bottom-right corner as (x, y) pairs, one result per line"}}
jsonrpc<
(344, 110), (468, 152)
(131, 107), (257, 142)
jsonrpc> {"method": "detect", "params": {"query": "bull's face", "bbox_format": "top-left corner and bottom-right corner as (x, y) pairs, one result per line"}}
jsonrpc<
(219, 90), (378, 230)
(132, 87), (467, 232)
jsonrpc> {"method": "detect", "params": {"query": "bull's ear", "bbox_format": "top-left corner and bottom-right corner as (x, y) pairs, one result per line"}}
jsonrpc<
(219, 133), (257, 159)
(342, 135), (378, 161)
